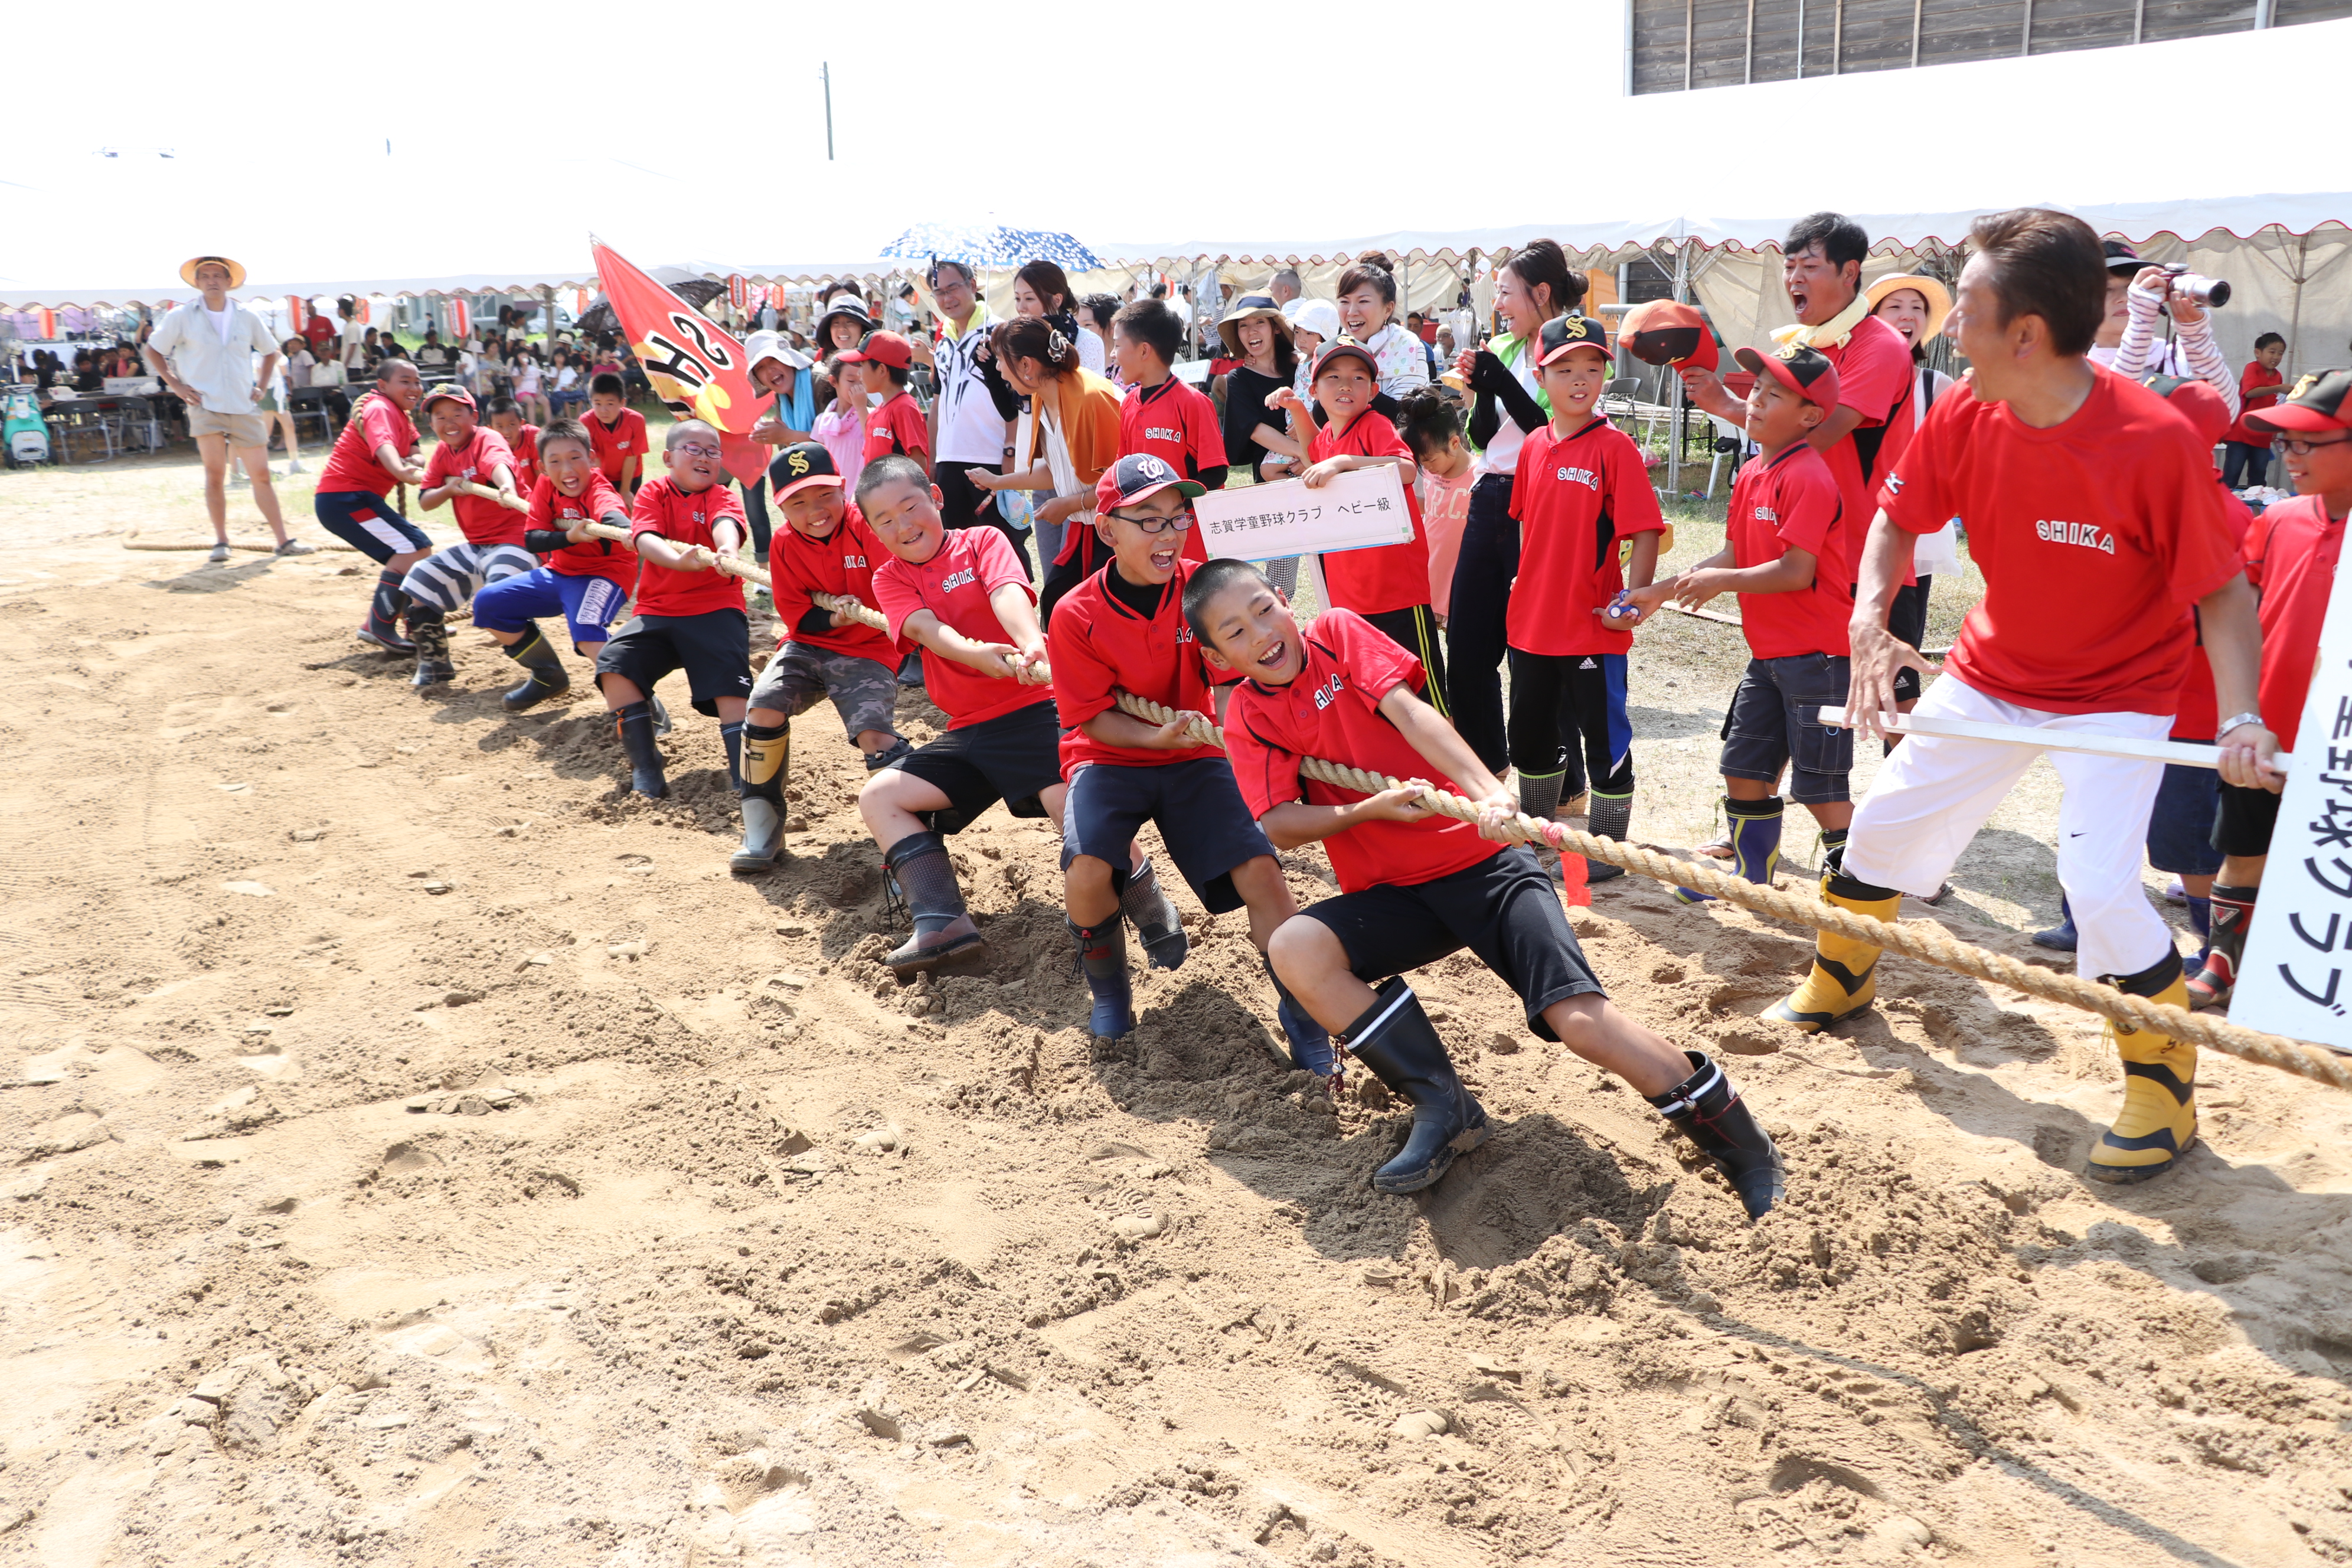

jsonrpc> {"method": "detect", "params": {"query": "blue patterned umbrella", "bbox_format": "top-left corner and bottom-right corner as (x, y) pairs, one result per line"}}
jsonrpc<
(878, 224), (1102, 273)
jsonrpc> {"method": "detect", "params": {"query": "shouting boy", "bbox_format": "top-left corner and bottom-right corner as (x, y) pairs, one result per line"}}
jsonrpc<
(471, 416), (635, 712)
(732, 442), (911, 873)
(1049, 454), (1327, 1064)
(1187, 561), (1784, 1211)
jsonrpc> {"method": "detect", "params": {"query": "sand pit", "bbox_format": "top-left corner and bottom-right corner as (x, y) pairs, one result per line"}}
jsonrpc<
(5, 451), (2352, 1567)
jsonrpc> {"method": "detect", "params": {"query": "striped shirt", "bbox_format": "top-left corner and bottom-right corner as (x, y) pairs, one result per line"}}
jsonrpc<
(2113, 285), (2238, 419)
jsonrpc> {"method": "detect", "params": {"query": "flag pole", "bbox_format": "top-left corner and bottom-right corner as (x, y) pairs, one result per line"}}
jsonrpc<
(822, 64), (834, 161)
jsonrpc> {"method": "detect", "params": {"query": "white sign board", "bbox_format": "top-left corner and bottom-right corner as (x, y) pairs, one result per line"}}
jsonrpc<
(2223, 540), (2352, 1054)
(1193, 464), (1416, 563)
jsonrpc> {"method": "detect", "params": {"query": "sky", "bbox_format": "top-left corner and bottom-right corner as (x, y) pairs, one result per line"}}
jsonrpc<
(4, 2), (2348, 295)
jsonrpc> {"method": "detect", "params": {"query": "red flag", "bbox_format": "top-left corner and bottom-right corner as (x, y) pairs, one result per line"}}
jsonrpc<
(592, 239), (772, 484)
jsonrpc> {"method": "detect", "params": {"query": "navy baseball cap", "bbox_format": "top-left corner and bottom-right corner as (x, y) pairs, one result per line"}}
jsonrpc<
(1096, 453), (1207, 514)
(1534, 312), (1611, 366)
(768, 441), (842, 500)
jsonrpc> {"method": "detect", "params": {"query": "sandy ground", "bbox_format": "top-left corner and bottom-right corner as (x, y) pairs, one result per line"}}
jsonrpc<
(4, 446), (2352, 1568)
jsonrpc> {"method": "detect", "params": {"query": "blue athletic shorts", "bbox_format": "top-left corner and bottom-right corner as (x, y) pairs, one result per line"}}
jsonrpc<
(473, 566), (631, 648)
(2145, 755), (2223, 877)
(313, 489), (430, 563)
(1061, 756), (1272, 914)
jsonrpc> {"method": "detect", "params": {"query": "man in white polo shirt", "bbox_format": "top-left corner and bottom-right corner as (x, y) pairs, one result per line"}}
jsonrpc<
(144, 254), (312, 562)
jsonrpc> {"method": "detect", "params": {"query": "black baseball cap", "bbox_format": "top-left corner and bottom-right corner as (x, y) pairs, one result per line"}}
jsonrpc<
(1534, 312), (1611, 366)
(1733, 342), (1843, 410)
(768, 441), (842, 499)
(2102, 240), (2144, 277)
(2247, 368), (2352, 436)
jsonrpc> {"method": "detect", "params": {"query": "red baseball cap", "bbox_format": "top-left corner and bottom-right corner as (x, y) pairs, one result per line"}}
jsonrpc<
(2142, 375), (2233, 447)
(1733, 343), (1841, 411)
(419, 383), (478, 414)
(1621, 299), (1719, 372)
(1095, 452), (1207, 514)
(838, 330), (912, 370)
(2246, 368), (2352, 436)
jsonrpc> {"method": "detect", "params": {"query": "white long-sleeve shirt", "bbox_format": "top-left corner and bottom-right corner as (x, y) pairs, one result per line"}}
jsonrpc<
(2112, 284), (2238, 418)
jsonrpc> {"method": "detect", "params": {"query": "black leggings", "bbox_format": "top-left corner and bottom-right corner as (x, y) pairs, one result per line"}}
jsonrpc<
(740, 476), (771, 557)
(1508, 651), (1633, 796)
(1443, 472), (1518, 772)
(1360, 604), (1449, 718)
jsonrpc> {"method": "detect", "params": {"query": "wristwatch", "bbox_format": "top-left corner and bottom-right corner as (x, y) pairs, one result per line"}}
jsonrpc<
(2217, 711), (2265, 737)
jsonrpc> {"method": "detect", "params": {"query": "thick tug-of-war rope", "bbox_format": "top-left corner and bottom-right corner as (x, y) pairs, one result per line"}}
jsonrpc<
(425, 531), (2352, 1093)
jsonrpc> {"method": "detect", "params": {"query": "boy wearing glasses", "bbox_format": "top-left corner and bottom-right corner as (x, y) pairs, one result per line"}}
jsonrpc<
(2188, 368), (2352, 1009)
(1047, 455), (1328, 1066)
(594, 420), (754, 801)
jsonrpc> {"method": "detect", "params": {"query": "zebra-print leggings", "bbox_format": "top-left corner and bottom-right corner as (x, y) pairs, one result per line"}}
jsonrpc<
(398, 541), (537, 613)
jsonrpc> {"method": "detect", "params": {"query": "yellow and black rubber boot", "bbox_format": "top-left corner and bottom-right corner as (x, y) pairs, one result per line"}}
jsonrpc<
(731, 721), (789, 873)
(1768, 844), (1900, 1033)
(2086, 950), (2197, 1185)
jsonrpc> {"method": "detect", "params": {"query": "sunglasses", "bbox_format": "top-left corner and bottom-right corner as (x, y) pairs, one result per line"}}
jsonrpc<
(2278, 435), (2350, 457)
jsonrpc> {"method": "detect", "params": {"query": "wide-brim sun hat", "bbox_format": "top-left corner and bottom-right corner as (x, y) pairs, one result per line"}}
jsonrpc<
(180, 254), (247, 290)
(1217, 294), (1293, 358)
(744, 328), (815, 378)
(1864, 273), (1953, 341)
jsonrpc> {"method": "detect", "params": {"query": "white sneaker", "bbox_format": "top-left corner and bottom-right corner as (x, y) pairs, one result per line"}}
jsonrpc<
(275, 538), (316, 557)
(287, 459), (309, 475)
(228, 470), (248, 489)
(207, 543), (231, 563)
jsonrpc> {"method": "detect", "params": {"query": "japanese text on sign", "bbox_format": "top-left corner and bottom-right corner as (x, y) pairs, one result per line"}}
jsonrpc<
(1190, 464), (1417, 563)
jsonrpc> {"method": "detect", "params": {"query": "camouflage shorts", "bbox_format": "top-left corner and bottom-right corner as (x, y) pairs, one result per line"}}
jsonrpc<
(751, 643), (901, 740)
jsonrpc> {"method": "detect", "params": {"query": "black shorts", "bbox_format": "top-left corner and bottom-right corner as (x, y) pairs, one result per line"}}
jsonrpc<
(1720, 652), (1853, 804)
(594, 610), (753, 717)
(2215, 781), (2280, 860)
(1301, 845), (1603, 1041)
(1062, 756), (1273, 915)
(1886, 576), (1932, 703)
(887, 700), (1063, 835)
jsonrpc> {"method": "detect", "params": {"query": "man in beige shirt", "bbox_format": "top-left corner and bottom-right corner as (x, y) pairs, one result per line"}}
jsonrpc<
(143, 254), (311, 562)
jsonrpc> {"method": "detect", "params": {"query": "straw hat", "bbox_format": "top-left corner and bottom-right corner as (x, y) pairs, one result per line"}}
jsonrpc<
(1217, 294), (1292, 357)
(179, 254), (247, 290)
(1864, 273), (1952, 340)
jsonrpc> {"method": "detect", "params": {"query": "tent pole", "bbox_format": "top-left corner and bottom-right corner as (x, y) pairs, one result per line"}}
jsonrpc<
(2285, 231), (2310, 378)
(1668, 234), (1690, 496)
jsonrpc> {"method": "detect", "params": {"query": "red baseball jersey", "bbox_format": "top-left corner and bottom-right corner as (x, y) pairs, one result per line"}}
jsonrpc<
(1880, 364), (2243, 716)
(863, 391), (930, 467)
(2165, 485), (2252, 741)
(1818, 316), (1914, 550)
(1311, 411), (1432, 617)
(507, 423), (541, 492)
(1724, 442), (1851, 659)
(1224, 609), (1500, 893)
(871, 524), (1055, 729)
(586, 407), (649, 484)
(770, 503), (896, 665)
(528, 472), (633, 586)
(1047, 558), (1230, 777)
(628, 476), (746, 618)
(1121, 378), (1226, 561)
(2240, 493), (2344, 752)
(423, 427), (524, 547)
(1505, 416), (1665, 656)
(317, 395), (416, 498)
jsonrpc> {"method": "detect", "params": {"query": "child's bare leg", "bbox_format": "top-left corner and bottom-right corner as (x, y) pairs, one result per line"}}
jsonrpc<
(599, 674), (644, 712)
(1064, 854), (1120, 927)
(1538, 995), (1689, 1096)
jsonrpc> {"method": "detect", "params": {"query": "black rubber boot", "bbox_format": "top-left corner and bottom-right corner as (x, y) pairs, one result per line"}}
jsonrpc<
(613, 700), (668, 799)
(1119, 855), (1188, 970)
(407, 607), (454, 689)
(1340, 978), (1489, 1194)
(863, 737), (914, 772)
(2032, 893), (2079, 953)
(499, 622), (570, 711)
(1647, 1049), (1786, 1219)
(1583, 789), (1632, 883)
(731, 721), (789, 873)
(1067, 914), (1136, 1038)
(881, 830), (985, 974)
(358, 568), (414, 653)
(1263, 951), (1335, 1077)
(720, 720), (744, 793)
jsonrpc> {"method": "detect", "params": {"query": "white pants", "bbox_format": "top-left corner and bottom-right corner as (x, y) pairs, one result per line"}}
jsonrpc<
(1843, 676), (2175, 981)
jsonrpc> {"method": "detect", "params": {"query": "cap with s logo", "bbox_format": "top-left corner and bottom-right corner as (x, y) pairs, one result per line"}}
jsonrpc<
(2246, 367), (2352, 437)
(1534, 312), (1612, 367)
(1096, 452), (1208, 514)
(768, 440), (843, 499)
(1733, 342), (1843, 411)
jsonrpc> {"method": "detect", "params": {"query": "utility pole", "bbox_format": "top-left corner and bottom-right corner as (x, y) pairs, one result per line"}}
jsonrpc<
(821, 64), (834, 160)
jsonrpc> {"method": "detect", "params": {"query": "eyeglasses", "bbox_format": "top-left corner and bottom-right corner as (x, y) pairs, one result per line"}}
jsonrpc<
(1118, 508), (1195, 535)
(2279, 435), (2350, 457)
(674, 442), (721, 459)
